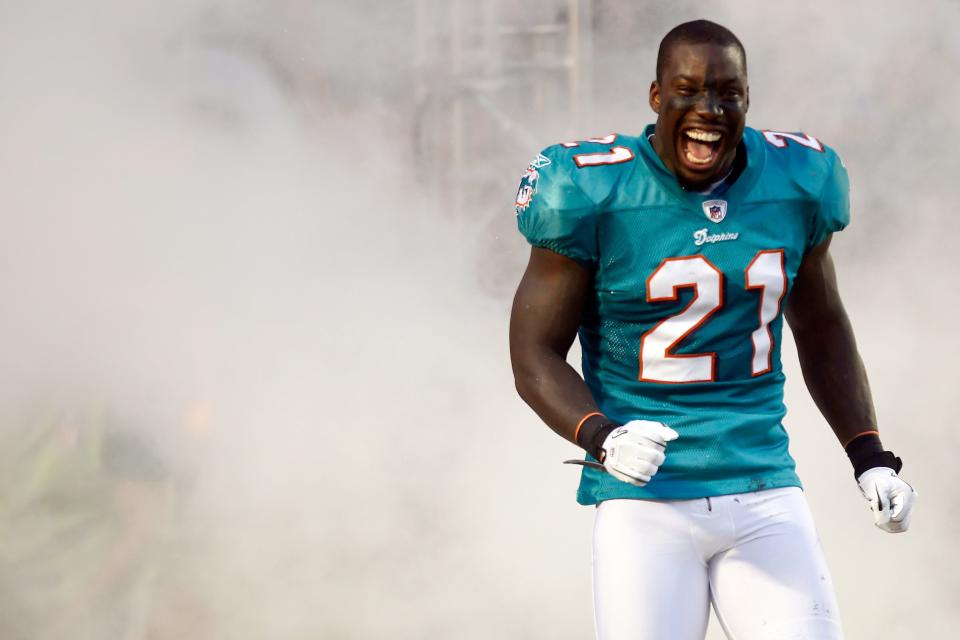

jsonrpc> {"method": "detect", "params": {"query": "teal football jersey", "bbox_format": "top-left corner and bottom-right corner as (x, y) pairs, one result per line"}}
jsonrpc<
(515, 125), (849, 503)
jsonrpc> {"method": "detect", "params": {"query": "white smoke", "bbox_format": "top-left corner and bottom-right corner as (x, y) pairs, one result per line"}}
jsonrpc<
(0, 1), (956, 638)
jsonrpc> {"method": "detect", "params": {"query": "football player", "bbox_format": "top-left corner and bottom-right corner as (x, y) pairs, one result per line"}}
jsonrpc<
(509, 19), (917, 640)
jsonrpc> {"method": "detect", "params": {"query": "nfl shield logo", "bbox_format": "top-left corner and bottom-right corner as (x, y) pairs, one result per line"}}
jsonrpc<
(702, 199), (727, 223)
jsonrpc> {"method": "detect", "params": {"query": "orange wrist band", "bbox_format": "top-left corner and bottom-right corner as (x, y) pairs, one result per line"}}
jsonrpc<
(842, 430), (879, 449)
(574, 411), (604, 441)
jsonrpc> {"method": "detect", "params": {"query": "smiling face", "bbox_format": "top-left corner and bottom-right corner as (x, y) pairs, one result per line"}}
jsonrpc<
(649, 41), (749, 190)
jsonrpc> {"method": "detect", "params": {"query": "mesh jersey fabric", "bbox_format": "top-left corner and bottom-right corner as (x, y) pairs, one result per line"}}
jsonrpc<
(515, 125), (850, 502)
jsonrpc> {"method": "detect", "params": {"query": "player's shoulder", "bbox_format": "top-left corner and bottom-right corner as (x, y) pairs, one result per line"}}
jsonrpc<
(515, 135), (641, 265)
(533, 133), (641, 204)
(539, 133), (642, 163)
(751, 127), (842, 164)
(748, 127), (846, 200)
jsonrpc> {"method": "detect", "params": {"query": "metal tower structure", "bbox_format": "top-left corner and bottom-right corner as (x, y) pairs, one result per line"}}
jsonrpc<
(413, 0), (594, 216)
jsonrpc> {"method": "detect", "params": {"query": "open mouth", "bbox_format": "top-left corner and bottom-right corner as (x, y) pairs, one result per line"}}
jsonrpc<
(679, 128), (724, 171)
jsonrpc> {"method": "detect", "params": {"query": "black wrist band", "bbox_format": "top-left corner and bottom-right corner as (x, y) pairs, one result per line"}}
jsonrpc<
(845, 433), (902, 478)
(575, 414), (619, 462)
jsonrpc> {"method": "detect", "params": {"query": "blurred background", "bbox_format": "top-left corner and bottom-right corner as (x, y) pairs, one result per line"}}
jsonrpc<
(0, 0), (957, 638)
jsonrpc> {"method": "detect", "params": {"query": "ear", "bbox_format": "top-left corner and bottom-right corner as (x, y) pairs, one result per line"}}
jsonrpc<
(648, 81), (661, 114)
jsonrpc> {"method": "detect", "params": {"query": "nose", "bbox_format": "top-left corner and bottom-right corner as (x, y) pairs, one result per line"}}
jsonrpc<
(695, 91), (723, 118)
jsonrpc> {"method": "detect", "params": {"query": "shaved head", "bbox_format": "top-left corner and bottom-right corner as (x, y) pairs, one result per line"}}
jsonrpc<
(656, 19), (746, 83)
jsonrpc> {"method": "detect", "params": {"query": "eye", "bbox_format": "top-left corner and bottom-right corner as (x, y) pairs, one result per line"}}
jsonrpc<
(675, 85), (697, 96)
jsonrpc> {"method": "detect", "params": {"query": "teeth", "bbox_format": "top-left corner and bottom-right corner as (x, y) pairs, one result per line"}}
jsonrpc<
(685, 129), (722, 142)
(685, 149), (713, 165)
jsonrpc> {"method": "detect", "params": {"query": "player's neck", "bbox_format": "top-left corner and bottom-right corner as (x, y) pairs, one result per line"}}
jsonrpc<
(692, 144), (747, 194)
(692, 166), (734, 195)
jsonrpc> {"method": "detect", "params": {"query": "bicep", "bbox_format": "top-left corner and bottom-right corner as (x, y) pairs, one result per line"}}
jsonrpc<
(510, 247), (591, 362)
(785, 235), (845, 333)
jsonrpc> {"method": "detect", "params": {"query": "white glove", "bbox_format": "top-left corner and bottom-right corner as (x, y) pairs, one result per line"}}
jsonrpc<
(857, 467), (918, 533)
(601, 420), (679, 486)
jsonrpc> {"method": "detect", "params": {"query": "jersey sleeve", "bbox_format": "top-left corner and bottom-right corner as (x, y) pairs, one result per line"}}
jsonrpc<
(515, 147), (600, 268)
(808, 147), (850, 249)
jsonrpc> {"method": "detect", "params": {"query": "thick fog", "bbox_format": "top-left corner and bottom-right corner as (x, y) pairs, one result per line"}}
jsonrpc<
(0, 1), (957, 638)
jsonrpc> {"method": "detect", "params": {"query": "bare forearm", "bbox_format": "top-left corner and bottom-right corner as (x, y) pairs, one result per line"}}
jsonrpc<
(513, 348), (599, 444)
(793, 310), (877, 445)
(510, 247), (602, 444)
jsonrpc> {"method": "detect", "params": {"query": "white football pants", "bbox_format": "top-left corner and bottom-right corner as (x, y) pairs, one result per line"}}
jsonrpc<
(593, 487), (843, 640)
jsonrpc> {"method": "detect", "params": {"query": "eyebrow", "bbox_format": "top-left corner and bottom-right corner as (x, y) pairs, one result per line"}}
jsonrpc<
(672, 74), (743, 86)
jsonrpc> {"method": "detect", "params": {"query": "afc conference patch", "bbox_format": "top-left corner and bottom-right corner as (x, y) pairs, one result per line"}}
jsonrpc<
(515, 153), (550, 214)
(702, 199), (727, 223)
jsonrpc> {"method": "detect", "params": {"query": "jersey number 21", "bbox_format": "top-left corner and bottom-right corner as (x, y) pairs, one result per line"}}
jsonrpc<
(639, 252), (787, 383)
